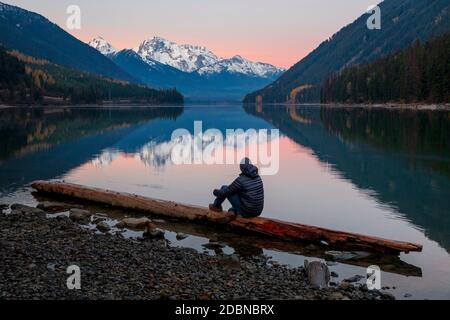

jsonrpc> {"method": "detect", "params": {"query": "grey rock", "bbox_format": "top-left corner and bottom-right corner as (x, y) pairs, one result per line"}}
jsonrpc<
(94, 213), (108, 217)
(118, 217), (153, 230)
(115, 221), (126, 229)
(176, 233), (188, 241)
(37, 201), (79, 213)
(144, 229), (165, 239)
(97, 221), (111, 233)
(69, 208), (92, 224)
(304, 260), (330, 288)
(92, 216), (107, 224)
(10, 204), (45, 216)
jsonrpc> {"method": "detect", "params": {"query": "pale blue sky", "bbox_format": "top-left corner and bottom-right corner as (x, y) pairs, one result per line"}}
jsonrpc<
(3, 0), (380, 67)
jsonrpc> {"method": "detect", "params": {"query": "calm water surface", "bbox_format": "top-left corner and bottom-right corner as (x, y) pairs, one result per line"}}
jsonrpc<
(0, 105), (449, 299)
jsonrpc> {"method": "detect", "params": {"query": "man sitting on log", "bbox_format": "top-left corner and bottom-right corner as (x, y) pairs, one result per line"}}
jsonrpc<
(209, 158), (264, 218)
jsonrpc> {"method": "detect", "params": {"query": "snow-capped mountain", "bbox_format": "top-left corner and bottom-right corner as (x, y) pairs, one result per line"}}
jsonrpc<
(89, 35), (285, 101)
(134, 36), (221, 73)
(196, 55), (284, 78)
(107, 48), (198, 89)
(133, 36), (285, 78)
(88, 36), (117, 55)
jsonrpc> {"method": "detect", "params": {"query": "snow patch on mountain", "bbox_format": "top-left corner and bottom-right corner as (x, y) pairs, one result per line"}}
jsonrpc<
(134, 36), (221, 73)
(88, 36), (117, 55)
(196, 55), (285, 78)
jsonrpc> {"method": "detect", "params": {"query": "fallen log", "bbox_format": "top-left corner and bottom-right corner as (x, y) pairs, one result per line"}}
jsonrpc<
(31, 180), (422, 254)
(31, 192), (424, 276)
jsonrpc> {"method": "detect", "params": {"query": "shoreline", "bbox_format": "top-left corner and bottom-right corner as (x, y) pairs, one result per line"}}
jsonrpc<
(0, 204), (393, 300)
(245, 102), (450, 111)
(0, 103), (184, 109)
(319, 103), (450, 111)
(2, 102), (450, 111)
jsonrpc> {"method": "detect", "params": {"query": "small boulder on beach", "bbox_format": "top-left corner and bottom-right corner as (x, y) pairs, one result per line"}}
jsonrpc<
(96, 221), (111, 233)
(176, 233), (188, 241)
(116, 217), (153, 230)
(69, 208), (92, 224)
(10, 204), (45, 217)
(92, 215), (107, 224)
(37, 201), (81, 213)
(304, 259), (330, 288)
(143, 228), (165, 239)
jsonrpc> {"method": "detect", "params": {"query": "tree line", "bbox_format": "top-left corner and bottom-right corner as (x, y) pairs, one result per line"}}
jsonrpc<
(0, 46), (183, 106)
(321, 33), (450, 104)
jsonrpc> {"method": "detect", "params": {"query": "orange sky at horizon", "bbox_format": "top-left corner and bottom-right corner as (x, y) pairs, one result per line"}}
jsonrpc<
(3, 0), (379, 69)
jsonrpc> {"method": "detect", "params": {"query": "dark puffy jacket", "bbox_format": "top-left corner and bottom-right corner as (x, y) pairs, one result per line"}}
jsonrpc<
(216, 163), (264, 217)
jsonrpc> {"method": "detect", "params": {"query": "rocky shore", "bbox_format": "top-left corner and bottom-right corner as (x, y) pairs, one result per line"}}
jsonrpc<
(0, 204), (393, 300)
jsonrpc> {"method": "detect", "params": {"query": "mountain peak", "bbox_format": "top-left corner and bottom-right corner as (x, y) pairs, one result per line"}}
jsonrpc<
(88, 36), (116, 55)
(134, 36), (220, 73)
(197, 55), (285, 79)
(231, 55), (244, 62)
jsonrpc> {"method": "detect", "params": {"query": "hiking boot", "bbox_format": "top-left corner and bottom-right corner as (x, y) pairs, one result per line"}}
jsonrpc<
(209, 204), (223, 212)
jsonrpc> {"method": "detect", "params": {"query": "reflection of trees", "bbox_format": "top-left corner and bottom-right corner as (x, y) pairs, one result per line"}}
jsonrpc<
(320, 108), (450, 178)
(244, 105), (450, 252)
(0, 107), (183, 162)
(0, 107), (183, 195)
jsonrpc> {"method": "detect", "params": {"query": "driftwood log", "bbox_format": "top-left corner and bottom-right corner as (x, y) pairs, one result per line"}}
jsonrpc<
(31, 181), (422, 254)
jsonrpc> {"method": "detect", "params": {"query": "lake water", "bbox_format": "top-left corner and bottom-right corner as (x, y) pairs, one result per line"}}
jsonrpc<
(0, 105), (449, 299)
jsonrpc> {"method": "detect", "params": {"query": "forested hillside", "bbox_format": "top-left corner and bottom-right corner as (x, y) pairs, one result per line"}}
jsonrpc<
(244, 0), (450, 104)
(0, 2), (135, 82)
(321, 33), (450, 104)
(0, 47), (183, 105)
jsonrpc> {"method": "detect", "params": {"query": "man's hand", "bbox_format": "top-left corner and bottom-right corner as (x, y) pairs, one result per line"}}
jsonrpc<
(213, 189), (220, 197)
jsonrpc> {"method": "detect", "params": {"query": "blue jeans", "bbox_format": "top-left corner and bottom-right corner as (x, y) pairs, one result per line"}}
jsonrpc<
(214, 185), (242, 215)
